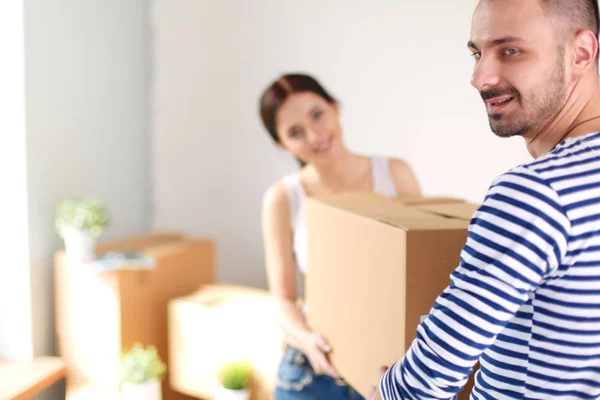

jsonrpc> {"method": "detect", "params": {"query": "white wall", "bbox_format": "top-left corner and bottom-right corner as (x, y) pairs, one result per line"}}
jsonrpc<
(0, 0), (34, 363)
(23, 0), (151, 397)
(152, 0), (531, 289)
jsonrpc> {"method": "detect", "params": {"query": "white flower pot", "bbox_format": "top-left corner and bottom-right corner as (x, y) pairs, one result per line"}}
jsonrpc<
(121, 379), (162, 400)
(62, 227), (96, 261)
(215, 387), (250, 400)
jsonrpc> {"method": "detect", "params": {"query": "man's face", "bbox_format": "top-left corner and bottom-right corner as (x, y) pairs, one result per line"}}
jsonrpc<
(469, 0), (569, 138)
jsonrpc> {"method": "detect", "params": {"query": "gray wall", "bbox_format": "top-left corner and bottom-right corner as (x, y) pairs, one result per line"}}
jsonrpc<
(24, 0), (152, 397)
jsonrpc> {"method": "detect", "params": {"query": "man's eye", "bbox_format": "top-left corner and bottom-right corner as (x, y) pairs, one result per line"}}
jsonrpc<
(471, 52), (482, 61)
(504, 48), (519, 56)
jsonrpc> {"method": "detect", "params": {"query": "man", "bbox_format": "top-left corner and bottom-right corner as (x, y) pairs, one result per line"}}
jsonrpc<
(371, 0), (600, 398)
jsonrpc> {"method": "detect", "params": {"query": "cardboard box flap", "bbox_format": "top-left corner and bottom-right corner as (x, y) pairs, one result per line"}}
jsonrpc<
(379, 213), (472, 230)
(181, 284), (272, 307)
(398, 197), (465, 206)
(415, 202), (480, 221)
(310, 192), (393, 211)
(309, 194), (470, 231)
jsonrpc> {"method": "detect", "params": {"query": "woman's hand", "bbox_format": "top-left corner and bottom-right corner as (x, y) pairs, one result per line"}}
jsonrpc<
(300, 331), (339, 378)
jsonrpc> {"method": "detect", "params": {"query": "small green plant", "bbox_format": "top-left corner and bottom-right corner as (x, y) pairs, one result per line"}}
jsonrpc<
(55, 196), (109, 237)
(220, 361), (252, 390)
(119, 343), (167, 384)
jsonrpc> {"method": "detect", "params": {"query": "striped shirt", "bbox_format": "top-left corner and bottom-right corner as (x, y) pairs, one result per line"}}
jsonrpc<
(380, 131), (600, 399)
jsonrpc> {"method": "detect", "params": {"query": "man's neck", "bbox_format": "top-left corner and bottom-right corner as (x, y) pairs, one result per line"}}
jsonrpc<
(525, 79), (600, 158)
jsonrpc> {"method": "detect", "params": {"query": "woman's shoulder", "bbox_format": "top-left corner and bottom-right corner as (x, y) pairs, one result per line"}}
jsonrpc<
(262, 180), (290, 217)
(262, 170), (306, 214)
(387, 157), (413, 172)
(369, 155), (421, 197)
(262, 181), (296, 240)
(365, 154), (411, 171)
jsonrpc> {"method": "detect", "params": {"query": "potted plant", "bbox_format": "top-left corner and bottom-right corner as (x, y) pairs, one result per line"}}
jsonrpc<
(216, 361), (252, 400)
(55, 196), (109, 261)
(119, 343), (166, 400)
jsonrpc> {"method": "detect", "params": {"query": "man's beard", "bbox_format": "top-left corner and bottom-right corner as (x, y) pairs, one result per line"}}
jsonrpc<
(481, 52), (568, 138)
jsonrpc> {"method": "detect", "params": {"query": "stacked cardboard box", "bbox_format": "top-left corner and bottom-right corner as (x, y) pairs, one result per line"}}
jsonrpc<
(55, 233), (214, 400)
(168, 284), (284, 400)
(306, 193), (479, 399)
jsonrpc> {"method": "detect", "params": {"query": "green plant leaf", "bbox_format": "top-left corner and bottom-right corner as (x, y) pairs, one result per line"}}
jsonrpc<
(119, 343), (167, 384)
(55, 196), (109, 237)
(220, 361), (252, 390)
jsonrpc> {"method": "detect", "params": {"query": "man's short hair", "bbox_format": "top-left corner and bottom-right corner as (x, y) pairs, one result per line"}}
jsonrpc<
(543, 0), (599, 39)
(542, 0), (599, 61)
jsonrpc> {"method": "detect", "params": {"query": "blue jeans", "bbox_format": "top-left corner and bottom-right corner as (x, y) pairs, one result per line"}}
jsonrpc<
(274, 346), (365, 400)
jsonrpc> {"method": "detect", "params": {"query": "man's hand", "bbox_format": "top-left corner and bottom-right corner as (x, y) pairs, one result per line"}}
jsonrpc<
(367, 387), (383, 400)
(367, 366), (389, 400)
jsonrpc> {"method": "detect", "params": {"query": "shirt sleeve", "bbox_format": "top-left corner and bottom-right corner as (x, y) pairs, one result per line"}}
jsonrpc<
(379, 166), (571, 399)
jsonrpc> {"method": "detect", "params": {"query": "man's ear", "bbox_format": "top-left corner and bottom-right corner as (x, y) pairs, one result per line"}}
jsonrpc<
(571, 29), (598, 74)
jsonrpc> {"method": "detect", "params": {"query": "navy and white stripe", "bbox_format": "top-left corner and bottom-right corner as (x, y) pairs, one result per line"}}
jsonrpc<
(380, 132), (600, 399)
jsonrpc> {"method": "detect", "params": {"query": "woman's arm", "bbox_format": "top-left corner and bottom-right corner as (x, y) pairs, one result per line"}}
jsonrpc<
(389, 158), (422, 198)
(262, 182), (338, 377)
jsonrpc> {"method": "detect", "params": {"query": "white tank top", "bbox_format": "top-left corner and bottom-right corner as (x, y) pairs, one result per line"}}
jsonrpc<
(282, 156), (398, 275)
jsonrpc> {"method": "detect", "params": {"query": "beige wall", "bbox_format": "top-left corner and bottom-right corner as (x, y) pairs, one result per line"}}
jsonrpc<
(151, 0), (530, 289)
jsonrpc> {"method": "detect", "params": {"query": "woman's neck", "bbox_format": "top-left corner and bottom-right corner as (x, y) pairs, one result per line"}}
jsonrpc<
(308, 149), (370, 193)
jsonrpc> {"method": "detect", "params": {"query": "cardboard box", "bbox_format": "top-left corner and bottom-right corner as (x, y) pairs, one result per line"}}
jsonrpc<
(305, 194), (479, 399)
(55, 233), (214, 400)
(168, 284), (284, 400)
(66, 383), (121, 400)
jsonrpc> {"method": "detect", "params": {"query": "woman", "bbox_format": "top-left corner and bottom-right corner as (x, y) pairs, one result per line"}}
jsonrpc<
(260, 73), (421, 400)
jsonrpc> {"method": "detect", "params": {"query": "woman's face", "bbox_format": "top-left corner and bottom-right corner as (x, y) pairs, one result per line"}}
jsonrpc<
(275, 92), (343, 166)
